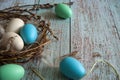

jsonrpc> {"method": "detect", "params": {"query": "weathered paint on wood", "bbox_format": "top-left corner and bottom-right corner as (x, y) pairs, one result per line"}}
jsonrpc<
(0, 0), (120, 80)
(71, 0), (120, 80)
(36, 0), (70, 80)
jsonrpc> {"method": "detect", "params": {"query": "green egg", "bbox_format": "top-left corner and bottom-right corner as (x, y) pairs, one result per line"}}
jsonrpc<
(0, 64), (25, 80)
(55, 3), (72, 19)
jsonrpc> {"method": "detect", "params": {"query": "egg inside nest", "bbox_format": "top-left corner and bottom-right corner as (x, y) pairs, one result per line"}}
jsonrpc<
(0, 17), (55, 64)
(1, 18), (28, 51)
(1, 32), (24, 51)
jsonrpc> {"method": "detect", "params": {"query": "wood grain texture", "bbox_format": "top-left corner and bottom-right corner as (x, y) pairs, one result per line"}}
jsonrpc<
(35, 0), (70, 80)
(71, 0), (120, 80)
(0, 0), (120, 80)
(0, 0), (16, 10)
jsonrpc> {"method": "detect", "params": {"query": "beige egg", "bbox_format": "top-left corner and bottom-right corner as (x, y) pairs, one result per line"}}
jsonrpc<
(1, 32), (24, 51)
(0, 25), (5, 39)
(6, 18), (24, 33)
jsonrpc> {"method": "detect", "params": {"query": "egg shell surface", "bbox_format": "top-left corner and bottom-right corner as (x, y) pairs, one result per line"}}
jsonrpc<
(60, 57), (86, 80)
(1, 32), (24, 51)
(0, 64), (25, 80)
(0, 25), (5, 39)
(55, 3), (72, 19)
(6, 18), (24, 33)
(20, 24), (38, 44)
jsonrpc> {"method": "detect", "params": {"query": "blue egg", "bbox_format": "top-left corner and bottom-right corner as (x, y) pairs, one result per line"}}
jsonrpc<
(20, 24), (38, 44)
(60, 57), (86, 80)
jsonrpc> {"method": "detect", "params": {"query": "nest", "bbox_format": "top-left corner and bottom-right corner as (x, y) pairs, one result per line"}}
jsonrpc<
(0, 3), (60, 64)
(0, 20), (57, 64)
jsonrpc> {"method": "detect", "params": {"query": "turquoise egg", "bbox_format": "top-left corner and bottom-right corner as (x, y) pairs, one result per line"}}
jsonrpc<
(60, 57), (86, 80)
(55, 3), (72, 19)
(20, 24), (38, 44)
(0, 64), (25, 80)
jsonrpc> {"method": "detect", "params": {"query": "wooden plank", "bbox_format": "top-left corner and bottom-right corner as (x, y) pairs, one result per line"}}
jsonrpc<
(0, 0), (16, 10)
(107, 0), (120, 39)
(71, 0), (120, 80)
(34, 0), (71, 80)
(0, 0), (120, 80)
(0, 0), (36, 80)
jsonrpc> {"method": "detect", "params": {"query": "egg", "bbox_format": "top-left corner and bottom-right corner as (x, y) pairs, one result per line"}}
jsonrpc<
(55, 3), (72, 19)
(0, 64), (25, 80)
(60, 57), (86, 80)
(6, 18), (24, 33)
(0, 25), (5, 39)
(1, 32), (24, 51)
(20, 23), (38, 44)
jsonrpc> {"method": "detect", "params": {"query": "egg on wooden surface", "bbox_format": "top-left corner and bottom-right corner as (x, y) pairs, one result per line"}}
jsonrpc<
(0, 64), (25, 80)
(1, 32), (24, 51)
(6, 18), (24, 33)
(60, 57), (86, 80)
(55, 3), (72, 19)
(20, 23), (38, 44)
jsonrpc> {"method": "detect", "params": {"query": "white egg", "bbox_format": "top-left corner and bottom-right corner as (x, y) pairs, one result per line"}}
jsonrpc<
(6, 18), (24, 33)
(0, 25), (5, 39)
(1, 32), (24, 51)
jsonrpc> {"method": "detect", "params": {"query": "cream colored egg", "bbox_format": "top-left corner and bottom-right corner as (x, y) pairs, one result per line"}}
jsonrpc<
(1, 32), (24, 51)
(0, 25), (5, 39)
(6, 18), (24, 33)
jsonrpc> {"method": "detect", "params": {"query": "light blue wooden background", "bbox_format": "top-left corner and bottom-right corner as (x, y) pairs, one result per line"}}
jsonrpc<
(0, 0), (120, 80)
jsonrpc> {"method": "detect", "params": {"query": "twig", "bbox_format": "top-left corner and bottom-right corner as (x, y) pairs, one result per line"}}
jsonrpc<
(60, 51), (78, 58)
(31, 68), (45, 80)
(85, 60), (120, 80)
(3, 2), (74, 11)
(55, 51), (78, 65)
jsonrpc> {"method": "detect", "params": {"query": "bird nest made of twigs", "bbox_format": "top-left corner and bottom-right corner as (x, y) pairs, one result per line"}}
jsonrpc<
(0, 3), (61, 64)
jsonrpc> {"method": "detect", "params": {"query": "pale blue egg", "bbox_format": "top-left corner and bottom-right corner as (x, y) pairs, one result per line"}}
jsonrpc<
(20, 24), (38, 44)
(60, 57), (86, 80)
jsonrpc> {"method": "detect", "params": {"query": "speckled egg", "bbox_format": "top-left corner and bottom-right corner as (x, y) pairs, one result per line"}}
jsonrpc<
(1, 32), (24, 51)
(60, 57), (86, 80)
(6, 18), (24, 33)
(0, 64), (25, 80)
(55, 3), (72, 19)
(20, 23), (38, 44)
